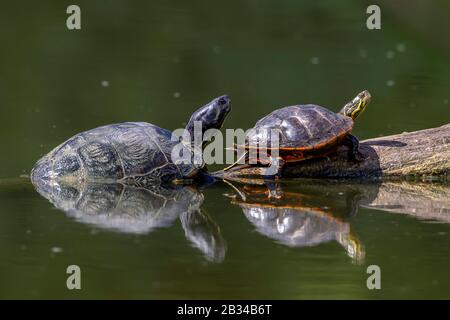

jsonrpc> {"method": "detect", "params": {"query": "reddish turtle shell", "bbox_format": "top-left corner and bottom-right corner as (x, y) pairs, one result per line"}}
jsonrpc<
(240, 104), (354, 161)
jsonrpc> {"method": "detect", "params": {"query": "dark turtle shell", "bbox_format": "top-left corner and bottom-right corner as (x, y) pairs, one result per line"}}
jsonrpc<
(31, 122), (197, 186)
(245, 105), (353, 150)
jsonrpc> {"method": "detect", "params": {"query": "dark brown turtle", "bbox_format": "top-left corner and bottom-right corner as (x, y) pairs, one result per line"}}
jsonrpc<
(224, 90), (371, 177)
(31, 95), (231, 187)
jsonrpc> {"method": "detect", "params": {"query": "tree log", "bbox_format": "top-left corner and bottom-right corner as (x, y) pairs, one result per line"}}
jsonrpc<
(219, 123), (450, 180)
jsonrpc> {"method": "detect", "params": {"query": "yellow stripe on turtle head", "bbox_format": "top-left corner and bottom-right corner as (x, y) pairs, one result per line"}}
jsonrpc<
(340, 90), (371, 120)
(350, 98), (363, 119)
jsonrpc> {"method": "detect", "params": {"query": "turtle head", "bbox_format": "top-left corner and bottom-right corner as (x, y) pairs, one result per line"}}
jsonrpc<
(184, 95), (231, 147)
(339, 90), (371, 120)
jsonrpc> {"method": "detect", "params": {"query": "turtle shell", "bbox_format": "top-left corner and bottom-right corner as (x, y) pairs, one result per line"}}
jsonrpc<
(31, 122), (197, 185)
(245, 105), (353, 150)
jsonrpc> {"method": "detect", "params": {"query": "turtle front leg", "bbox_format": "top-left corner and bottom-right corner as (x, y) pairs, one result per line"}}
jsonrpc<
(342, 134), (365, 162)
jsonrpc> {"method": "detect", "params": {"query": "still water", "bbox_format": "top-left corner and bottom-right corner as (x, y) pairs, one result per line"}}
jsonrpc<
(0, 1), (449, 299)
(1, 178), (450, 299)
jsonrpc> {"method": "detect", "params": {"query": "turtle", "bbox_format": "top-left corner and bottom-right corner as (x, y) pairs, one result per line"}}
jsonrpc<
(223, 181), (365, 264)
(224, 90), (371, 177)
(33, 179), (226, 262)
(31, 95), (231, 187)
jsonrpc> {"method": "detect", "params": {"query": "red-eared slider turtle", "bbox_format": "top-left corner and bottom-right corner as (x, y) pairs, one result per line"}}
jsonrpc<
(31, 95), (231, 187)
(224, 90), (371, 177)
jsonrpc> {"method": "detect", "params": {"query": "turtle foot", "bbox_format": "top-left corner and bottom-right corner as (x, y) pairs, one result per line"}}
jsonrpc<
(351, 151), (366, 163)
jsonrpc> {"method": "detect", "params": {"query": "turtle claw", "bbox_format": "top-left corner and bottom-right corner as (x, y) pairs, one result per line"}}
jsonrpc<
(352, 151), (366, 163)
(349, 151), (367, 163)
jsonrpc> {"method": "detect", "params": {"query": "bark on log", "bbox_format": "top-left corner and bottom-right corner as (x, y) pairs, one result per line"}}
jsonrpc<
(220, 123), (450, 179)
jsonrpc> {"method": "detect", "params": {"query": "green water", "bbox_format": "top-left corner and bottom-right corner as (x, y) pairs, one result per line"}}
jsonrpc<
(0, 1), (449, 299)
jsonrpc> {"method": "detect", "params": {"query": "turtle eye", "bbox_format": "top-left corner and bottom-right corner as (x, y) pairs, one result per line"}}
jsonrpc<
(218, 96), (228, 105)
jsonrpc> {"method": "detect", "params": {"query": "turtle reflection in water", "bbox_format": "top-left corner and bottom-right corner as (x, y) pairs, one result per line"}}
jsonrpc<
(225, 182), (365, 264)
(33, 180), (226, 263)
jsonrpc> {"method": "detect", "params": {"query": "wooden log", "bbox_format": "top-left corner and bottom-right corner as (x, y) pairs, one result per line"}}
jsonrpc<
(218, 123), (450, 180)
